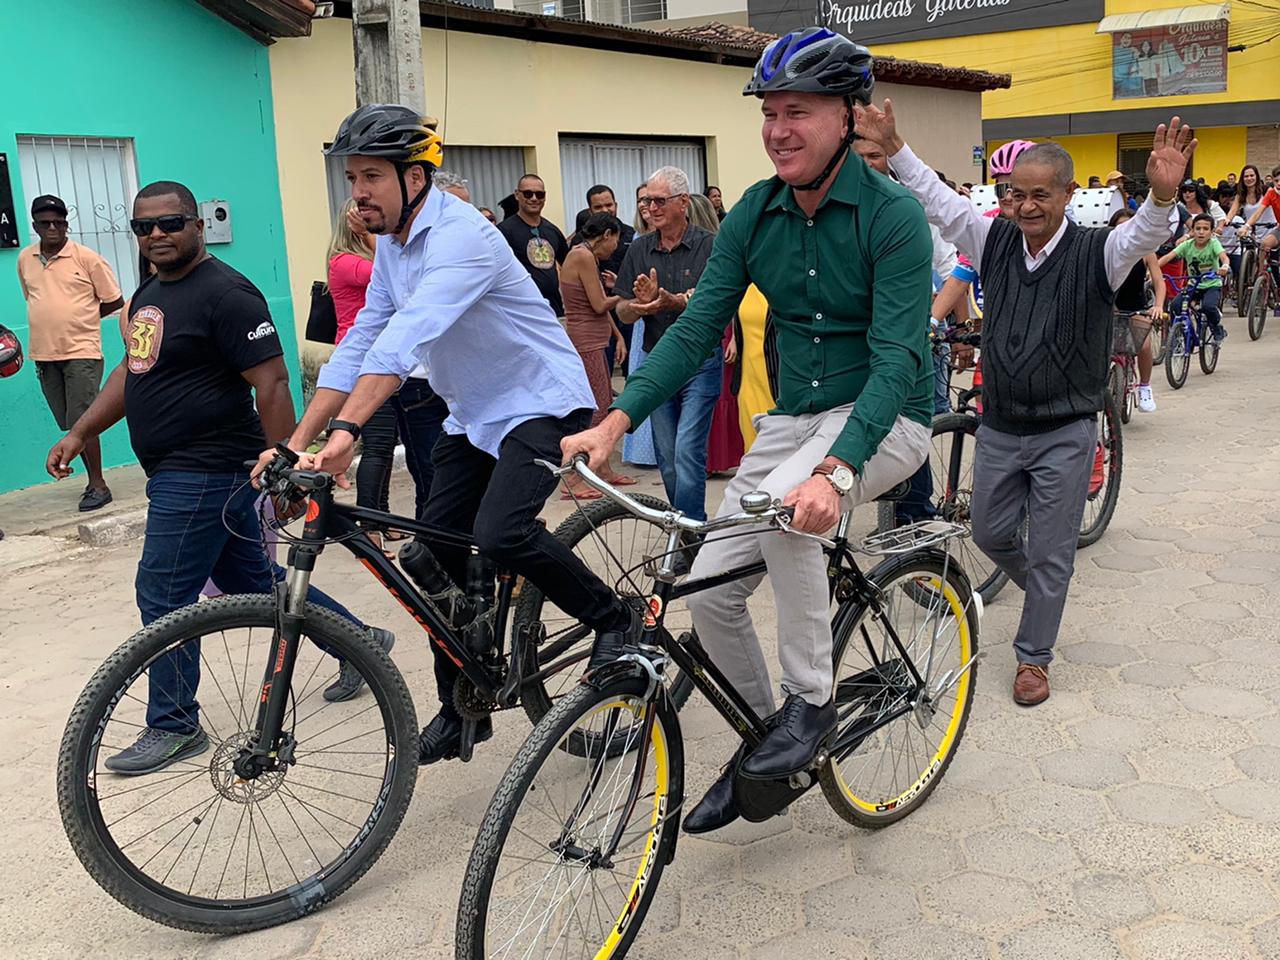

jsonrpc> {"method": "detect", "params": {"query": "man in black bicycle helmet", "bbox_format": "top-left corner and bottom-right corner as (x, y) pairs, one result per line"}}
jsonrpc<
(564, 27), (934, 834)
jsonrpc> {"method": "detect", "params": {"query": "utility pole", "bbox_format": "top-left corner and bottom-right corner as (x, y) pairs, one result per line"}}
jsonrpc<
(351, 0), (425, 112)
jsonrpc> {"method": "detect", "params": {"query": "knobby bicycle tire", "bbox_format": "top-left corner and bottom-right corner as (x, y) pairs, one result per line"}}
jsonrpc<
(1249, 275), (1269, 341)
(1078, 392), (1122, 548)
(57, 596), (418, 934)
(876, 412), (1009, 605)
(517, 496), (694, 733)
(457, 674), (684, 960)
(1165, 319), (1190, 389)
(819, 549), (979, 827)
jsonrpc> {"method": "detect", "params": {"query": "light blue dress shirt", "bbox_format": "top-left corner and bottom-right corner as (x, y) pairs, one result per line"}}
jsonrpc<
(317, 188), (595, 457)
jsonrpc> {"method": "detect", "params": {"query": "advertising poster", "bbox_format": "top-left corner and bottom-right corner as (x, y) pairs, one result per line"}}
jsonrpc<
(1112, 20), (1228, 100)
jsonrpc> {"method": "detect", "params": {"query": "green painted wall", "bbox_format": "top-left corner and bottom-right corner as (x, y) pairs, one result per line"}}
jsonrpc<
(0, 0), (297, 494)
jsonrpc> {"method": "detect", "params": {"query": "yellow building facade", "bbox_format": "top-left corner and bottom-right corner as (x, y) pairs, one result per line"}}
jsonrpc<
(866, 0), (1279, 186)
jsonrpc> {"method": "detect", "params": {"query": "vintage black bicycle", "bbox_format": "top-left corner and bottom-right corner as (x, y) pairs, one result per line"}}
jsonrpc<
(56, 445), (698, 934)
(455, 459), (981, 960)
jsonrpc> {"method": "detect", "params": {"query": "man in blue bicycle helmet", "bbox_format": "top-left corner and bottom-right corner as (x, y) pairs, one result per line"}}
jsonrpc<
(564, 26), (935, 834)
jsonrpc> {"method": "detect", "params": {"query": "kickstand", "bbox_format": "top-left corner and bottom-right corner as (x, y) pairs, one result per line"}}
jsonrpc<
(458, 717), (478, 763)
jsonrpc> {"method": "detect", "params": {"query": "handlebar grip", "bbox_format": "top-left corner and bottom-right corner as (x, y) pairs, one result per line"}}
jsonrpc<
(570, 452), (589, 468)
(778, 504), (796, 521)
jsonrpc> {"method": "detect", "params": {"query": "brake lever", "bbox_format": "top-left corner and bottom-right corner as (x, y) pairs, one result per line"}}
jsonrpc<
(775, 511), (837, 550)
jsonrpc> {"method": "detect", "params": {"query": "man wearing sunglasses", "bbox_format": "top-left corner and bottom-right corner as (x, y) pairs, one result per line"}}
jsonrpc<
(498, 174), (569, 316)
(44, 180), (390, 775)
(17, 194), (124, 512)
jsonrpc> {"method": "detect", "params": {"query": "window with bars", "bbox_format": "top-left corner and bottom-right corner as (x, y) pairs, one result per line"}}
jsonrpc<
(16, 135), (141, 294)
(558, 137), (706, 229)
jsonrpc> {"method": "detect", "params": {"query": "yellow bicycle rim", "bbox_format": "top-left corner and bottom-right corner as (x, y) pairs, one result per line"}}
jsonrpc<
(836, 576), (972, 814)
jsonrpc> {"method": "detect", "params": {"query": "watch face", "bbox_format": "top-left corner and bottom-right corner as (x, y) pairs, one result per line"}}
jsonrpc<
(832, 466), (855, 493)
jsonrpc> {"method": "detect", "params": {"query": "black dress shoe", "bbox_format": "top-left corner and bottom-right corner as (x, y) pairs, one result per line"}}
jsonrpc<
(587, 604), (642, 671)
(418, 712), (492, 765)
(683, 745), (746, 834)
(740, 695), (836, 780)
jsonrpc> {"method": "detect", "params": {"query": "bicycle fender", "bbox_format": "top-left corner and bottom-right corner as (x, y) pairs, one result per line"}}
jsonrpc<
(582, 657), (650, 691)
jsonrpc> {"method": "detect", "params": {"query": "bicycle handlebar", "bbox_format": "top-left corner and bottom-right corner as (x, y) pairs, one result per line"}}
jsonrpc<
(539, 456), (810, 541)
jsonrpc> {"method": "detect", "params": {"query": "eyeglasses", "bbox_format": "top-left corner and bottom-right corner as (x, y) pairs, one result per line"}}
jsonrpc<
(994, 183), (1013, 199)
(638, 194), (687, 208)
(33, 218), (68, 230)
(519, 190), (546, 200)
(129, 215), (195, 237)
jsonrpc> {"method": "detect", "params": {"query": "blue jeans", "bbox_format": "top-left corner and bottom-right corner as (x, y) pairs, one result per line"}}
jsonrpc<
(933, 346), (952, 415)
(136, 471), (363, 733)
(648, 353), (721, 521)
(393, 376), (449, 520)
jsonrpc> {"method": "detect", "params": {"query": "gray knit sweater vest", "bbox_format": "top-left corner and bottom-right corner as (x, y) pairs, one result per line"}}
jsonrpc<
(979, 217), (1114, 435)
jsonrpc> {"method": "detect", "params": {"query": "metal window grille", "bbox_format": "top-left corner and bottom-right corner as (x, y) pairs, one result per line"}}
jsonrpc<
(16, 135), (140, 293)
(559, 137), (706, 228)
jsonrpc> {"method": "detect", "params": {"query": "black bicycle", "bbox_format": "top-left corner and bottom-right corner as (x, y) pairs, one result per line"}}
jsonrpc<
(456, 460), (981, 960)
(57, 446), (697, 934)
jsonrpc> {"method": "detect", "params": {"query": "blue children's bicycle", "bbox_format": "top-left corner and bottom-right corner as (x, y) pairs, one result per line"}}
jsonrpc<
(1164, 272), (1224, 390)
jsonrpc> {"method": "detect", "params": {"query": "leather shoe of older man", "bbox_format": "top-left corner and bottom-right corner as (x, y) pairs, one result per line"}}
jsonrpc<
(1013, 664), (1050, 706)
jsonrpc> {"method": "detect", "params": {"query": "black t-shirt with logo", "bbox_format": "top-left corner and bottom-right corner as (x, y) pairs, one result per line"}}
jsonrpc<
(123, 257), (284, 476)
(499, 216), (569, 315)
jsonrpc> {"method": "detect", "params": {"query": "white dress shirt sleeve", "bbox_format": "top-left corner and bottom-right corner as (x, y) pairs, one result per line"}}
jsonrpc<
(888, 143), (994, 266)
(1103, 196), (1178, 289)
(930, 224), (959, 279)
(316, 252), (397, 394)
(360, 217), (501, 378)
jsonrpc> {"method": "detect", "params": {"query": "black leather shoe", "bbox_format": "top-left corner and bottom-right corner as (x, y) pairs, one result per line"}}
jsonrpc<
(587, 604), (642, 671)
(418, 712), (492, 765)
(683, 745), (746, 834)
(740, 695), (837, 780)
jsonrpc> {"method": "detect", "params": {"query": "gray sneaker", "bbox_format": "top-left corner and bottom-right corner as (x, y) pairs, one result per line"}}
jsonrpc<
(104, 726), (209, 776)
(323, 627), (396, 702)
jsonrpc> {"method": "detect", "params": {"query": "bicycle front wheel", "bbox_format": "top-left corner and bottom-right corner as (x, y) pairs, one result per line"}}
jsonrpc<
(874, 412), (1009, 605)
(58, 595), (418, 933)
(820, 550), (978, 827)
(1165, 319), (1190, 389)
(1238, 250), (1257, 316)
(457, 673), (683, 960)
(1079, 391), (1122, 548)
(1248, 276), (1268, 341)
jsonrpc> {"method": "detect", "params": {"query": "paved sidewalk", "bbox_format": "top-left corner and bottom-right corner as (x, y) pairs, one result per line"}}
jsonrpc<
(6, 324), (1280, 958)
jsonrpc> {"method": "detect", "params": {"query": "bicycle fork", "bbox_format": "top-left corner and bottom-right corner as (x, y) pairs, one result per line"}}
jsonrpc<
(235, 545), (316, 780)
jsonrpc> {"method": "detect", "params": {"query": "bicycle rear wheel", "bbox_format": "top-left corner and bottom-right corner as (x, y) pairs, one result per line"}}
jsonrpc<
(457, 673), (683, 960)
(1249, 276), (1269, 341)
(1165, 319), (1189, 389)
(874, 413), (1009, 605)
(1238, 250), (1257, 316)
(1079, 391), (1122, 548)
(517, 496), (695, 729)
(820, 550), (978, 827)
(1149, 316), (1167, 365)
(1199, 331), (1220, 373)
(57, 595), (418, 933)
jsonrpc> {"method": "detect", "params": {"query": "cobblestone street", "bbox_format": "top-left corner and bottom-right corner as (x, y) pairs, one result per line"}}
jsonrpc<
(6, 319), (1280, 960)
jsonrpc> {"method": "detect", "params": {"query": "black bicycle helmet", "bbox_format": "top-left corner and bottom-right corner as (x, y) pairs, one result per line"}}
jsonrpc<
(326, 104), (444, 230)
(743, 27), (875, 104)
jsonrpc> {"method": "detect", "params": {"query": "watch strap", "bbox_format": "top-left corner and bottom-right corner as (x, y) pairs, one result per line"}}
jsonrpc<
(328, 418), (362, 441)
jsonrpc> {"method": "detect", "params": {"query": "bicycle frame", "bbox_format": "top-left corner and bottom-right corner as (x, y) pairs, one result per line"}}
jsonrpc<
(242, 475), (524, 776)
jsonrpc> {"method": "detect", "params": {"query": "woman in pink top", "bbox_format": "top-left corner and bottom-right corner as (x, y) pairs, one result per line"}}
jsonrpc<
(560, 213), (633, 497)
(327, 201), (401, 554)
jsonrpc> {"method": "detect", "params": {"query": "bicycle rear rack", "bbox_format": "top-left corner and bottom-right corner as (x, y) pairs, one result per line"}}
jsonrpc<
(859, 519), (968, 556)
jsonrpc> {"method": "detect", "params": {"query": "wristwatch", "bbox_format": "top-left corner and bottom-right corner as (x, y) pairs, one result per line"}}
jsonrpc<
(327, 418), (362, 442)
(812, 460), (856, 496)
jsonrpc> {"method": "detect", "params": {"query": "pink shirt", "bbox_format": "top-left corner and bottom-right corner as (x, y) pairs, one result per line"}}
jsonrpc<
(328, 253), (374, 344)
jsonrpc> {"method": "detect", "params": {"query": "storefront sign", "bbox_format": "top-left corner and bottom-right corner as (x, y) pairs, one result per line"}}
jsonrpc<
(1111, 20), (1227, 100)
(0, 154), (18, 249)
(748, 0), (1103, 44)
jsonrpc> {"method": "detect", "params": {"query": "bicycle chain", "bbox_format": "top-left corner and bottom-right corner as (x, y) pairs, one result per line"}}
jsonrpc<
(453, 676), (499, 721)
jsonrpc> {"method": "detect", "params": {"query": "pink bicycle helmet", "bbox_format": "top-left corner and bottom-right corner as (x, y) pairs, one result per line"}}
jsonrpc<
(989, 139), (1037, 177)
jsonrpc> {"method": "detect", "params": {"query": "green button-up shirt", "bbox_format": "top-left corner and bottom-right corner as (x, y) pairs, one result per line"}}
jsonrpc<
(613, 155), (934, 473)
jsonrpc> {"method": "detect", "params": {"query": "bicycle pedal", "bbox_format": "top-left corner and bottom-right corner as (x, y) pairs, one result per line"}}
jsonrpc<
(458, 718), (478, 763)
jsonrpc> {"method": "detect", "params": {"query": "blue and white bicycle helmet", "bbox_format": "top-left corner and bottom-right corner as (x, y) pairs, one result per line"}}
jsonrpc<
(743, 27), (875, 103)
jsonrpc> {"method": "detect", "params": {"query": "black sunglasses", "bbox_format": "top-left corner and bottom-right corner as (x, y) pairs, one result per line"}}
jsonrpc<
(994, 182), (1013, 199)
(519, 190), (546, 200)
(129, 215), (195, 237)
(33, 218), (68, 230)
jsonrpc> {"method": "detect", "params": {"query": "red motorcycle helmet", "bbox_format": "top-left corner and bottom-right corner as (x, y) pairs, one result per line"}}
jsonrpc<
(0, 325), (24, 378)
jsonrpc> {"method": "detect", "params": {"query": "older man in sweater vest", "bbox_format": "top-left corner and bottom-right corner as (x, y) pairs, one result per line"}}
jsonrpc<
(858, 105), (1195, 706)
